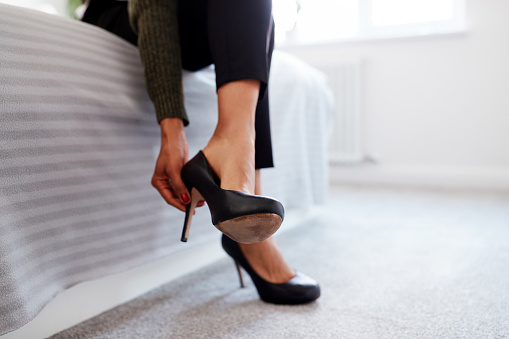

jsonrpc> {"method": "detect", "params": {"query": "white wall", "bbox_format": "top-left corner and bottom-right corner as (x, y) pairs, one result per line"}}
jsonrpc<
(279, 0), (509, 190)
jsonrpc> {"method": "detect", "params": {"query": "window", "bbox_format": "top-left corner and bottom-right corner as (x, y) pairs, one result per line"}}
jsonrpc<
(372, 0), (455, 26)
(273, 0), (466, 44)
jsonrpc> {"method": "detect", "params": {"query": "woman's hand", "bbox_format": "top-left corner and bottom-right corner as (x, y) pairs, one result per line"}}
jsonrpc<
(152, 118), (191, 212)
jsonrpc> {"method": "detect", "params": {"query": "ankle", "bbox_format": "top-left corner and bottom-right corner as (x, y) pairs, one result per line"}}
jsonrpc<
(213, 125), (255, 145)
(205, 135), (255, 160)
(202, 137), (255, 194)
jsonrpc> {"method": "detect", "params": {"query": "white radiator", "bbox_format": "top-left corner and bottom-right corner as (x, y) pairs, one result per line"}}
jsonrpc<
(313, 60), (363, 164)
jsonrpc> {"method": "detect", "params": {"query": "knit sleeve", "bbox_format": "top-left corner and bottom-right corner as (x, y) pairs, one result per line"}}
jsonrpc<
(128, 0), (189, 126)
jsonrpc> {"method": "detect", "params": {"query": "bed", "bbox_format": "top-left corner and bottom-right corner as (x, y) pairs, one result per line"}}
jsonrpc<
(0, 4), (334, 335)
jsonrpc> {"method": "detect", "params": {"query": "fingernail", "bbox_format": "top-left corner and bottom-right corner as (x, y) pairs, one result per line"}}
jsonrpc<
(180, 193), (190, 204)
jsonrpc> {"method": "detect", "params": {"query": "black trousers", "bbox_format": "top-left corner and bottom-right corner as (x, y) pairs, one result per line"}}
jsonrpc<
(83, 0), (275, 169)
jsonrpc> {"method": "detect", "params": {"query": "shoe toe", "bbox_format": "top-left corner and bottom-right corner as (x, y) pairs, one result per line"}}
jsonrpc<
(258, 271), (320, 305)
(287, 271), (321, 303)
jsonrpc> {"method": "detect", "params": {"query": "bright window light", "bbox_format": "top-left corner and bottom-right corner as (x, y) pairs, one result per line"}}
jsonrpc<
(295, 0), (358, 43)
(372, 0), (455, 26)
(273, 0), (300, 43)
(273, 0), (466, 45)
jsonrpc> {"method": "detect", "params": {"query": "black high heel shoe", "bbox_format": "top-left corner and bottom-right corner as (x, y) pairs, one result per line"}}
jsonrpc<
(180, 151), (284, 244)
(221, 234), (321, 305)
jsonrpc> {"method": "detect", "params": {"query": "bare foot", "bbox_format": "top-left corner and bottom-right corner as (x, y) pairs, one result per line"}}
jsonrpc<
(202, 134), (255, 194)
(239, 237), (296, 284)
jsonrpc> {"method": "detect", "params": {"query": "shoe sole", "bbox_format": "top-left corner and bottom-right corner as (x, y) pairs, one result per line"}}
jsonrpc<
(216, 213), (282, 244)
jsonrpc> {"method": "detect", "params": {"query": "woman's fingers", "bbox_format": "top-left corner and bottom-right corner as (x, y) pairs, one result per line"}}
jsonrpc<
(151, 176), (187, 212)
(152, 170), (204, 212)
(153, 118), (191, 211)
(152, 151), (188, 212)
(168, 168), (190, 206)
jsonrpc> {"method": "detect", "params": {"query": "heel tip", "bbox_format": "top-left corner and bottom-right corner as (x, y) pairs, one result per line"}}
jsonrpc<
(181, 237), (188, 242)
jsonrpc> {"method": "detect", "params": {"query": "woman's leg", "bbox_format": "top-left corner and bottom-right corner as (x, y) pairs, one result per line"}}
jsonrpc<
(178, 0), (275, 194)
(178, 1), (294, 279)
(238, 170), (296, 282)
(202, 80), (258, 194)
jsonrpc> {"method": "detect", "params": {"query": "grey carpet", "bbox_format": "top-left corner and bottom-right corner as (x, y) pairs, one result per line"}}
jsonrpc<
(51, 186), (509, 339)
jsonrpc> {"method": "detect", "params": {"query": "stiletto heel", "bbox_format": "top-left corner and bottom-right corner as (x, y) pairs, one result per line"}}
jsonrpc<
(181, 188), (204, 242)
(181, 151), (284, 244)
(235, 261), (246, 288)
(222, 235), (321, 305)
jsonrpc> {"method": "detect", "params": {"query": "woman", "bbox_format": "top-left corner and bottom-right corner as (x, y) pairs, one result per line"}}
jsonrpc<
(82, 0), (320, 305)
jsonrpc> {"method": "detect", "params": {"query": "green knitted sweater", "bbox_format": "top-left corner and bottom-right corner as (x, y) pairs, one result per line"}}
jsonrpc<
(128, 0), (189, 126)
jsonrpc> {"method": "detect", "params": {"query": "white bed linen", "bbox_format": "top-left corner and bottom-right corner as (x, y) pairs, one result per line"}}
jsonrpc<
(0, 4), (334, 335)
